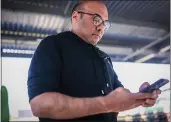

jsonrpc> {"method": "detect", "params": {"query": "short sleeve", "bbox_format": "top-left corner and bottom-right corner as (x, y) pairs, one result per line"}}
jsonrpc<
(107, 57), (124, 89)
(112, 70), (124, 89)
(27, 36), (61, 102)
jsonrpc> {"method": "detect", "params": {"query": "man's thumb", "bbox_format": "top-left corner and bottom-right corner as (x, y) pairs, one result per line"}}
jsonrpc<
(139, 82), (150, 92)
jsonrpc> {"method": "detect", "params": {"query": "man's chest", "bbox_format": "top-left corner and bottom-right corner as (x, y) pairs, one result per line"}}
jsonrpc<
(57, 45), (115, 97)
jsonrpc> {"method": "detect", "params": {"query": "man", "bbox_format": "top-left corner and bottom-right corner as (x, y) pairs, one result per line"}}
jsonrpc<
(27, 1), (161, 121)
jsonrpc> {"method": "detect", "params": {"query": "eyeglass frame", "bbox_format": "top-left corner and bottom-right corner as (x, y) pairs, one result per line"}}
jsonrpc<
(76, 11), (111, 31)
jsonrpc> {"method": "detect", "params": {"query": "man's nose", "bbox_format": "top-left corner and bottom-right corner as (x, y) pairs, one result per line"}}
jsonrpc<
(96, 23), (105, 32)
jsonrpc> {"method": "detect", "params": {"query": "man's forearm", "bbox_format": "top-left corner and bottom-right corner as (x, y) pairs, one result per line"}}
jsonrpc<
(30, 92), (108, 119)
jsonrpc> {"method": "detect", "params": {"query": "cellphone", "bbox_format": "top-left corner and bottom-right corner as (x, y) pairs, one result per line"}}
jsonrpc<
(139, 78), (169, 93)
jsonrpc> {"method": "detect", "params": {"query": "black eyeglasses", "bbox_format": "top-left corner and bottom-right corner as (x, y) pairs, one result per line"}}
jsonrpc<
(77, 11), (111, 31)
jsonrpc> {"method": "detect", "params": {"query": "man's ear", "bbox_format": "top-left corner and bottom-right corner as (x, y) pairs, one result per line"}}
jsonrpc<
(72, 11), (79, 23)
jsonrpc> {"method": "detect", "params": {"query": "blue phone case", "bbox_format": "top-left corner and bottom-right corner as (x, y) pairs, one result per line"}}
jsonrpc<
(139, 78), (169, 93)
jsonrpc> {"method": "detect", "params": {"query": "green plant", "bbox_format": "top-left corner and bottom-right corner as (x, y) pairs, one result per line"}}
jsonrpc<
(1, 85), (10, 122)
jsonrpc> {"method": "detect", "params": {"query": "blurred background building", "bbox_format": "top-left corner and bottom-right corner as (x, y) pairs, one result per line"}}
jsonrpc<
(1, 0), (170, 121)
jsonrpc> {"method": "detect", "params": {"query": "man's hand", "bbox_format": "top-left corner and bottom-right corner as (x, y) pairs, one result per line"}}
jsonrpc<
(103, 87), (154, 112)
(139, 82), (161, 107)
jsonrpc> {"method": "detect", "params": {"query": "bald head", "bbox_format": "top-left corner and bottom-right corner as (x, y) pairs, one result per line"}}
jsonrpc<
(71, 1), (109, 45)
(72, 1), (108, 19)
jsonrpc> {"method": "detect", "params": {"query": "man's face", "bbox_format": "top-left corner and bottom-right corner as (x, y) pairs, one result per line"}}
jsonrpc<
(73, 2), (109, 45)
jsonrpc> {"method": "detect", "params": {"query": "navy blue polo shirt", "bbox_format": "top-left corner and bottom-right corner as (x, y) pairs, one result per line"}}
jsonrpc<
(27, 31), (124, 121)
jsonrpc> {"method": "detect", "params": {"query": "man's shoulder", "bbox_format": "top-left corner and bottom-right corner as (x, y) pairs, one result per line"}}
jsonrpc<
(43, 31), (70, 41)
(39, 31), (71, 47)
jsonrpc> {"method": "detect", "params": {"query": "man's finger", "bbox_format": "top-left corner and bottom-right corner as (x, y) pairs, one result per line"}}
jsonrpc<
(145, 99), (156, 106)
(142, 103), (152, 107)
(132, 93), (153, 100)
(151, 93), (158, 99)
(142, 99), (156, 107)
(129, 99), (145, 109)
(152, 89), (161, 94)
(157, 90), (161, 94)
(152, 90), (157, 94)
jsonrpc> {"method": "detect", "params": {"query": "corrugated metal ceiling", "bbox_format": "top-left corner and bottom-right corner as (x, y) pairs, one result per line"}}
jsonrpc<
(1, 0), (170, 64)
(2, 0), (170, 24)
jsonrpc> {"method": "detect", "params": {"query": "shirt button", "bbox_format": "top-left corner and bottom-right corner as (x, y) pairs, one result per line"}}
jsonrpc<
(101, 90), (104, 95)
(106, 83), (109, 87)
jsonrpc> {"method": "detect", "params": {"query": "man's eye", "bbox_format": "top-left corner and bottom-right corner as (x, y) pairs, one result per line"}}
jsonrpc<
(94, 20), (99, 24)
(94, 18), (101, 25)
